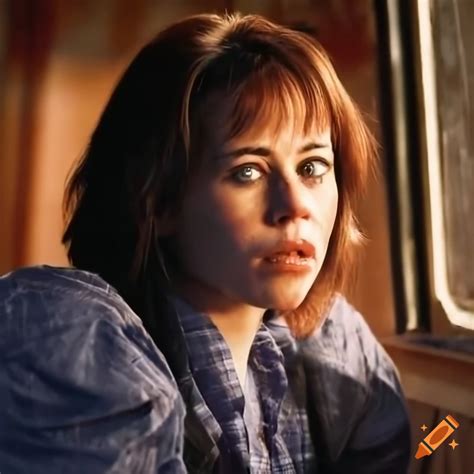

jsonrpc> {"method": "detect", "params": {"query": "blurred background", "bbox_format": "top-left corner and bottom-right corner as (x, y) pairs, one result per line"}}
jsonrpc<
(0, 0), (473, 472)
(0, 0), (394, 333)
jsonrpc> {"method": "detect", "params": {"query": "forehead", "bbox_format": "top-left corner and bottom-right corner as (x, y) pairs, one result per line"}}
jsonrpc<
(227, 117), (332, 150)
(198, 89), (332, 151)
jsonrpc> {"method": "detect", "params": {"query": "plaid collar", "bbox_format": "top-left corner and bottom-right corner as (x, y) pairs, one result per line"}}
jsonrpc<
(170, 295), (305, 473)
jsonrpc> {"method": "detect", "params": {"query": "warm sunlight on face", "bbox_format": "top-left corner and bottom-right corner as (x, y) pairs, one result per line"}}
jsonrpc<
(172, 101), (338, 314)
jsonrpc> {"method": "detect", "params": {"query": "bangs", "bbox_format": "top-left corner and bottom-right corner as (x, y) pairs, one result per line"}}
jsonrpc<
(225, 61), (333, 143)
(62, 12), (376, 340)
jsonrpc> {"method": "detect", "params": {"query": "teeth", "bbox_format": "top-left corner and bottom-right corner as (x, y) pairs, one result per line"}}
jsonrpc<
(267, 254), (309, 265)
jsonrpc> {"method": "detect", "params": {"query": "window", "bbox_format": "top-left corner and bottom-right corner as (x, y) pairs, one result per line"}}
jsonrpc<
(375, 0), (474, 335)
(418, 0), (474, 329)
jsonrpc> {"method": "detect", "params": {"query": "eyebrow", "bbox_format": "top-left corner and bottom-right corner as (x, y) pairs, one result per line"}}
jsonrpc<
(219, 142), (331, 160)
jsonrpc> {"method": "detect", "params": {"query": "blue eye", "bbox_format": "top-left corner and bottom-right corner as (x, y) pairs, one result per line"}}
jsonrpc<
(231, 165), (263, 183)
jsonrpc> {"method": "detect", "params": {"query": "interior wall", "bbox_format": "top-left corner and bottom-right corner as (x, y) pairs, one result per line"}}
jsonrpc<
(2, 2), (473, 472)
(1, 0), (394, 337)
(407, 399), (474, 474)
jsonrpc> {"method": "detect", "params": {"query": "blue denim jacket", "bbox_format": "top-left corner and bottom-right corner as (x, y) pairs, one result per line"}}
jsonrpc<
(0, 266), (186, 473)
(0, 266), (411, 473)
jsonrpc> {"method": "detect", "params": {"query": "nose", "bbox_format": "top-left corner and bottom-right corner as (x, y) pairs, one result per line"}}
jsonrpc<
(267, 176), (311, 226)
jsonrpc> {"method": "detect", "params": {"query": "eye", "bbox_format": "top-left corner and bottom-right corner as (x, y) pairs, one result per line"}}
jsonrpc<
(298, 159), (330, 180)
(230, 165), (263, 183)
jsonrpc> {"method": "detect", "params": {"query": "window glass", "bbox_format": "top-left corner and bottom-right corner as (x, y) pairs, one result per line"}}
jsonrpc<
(432, 0), (474, 314)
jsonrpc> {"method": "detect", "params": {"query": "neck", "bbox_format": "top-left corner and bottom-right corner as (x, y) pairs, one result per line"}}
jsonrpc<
(208, 305), (264, 387)
(174, 277), (265, 387)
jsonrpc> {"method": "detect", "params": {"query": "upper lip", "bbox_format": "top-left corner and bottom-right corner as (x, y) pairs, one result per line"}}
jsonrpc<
(264, 240), (316, 259)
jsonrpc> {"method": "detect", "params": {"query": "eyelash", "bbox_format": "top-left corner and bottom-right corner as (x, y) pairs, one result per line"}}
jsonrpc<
(299, 159), (329, 184)
(229, 158), (331, 185)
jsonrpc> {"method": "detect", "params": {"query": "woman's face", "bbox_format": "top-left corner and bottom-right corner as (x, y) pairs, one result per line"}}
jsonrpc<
(170, 101), (338, 313)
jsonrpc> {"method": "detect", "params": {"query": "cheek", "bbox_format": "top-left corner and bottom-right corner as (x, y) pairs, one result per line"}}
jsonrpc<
(203, 183), (261, 236)
(315, 180), (339, 239)
(178, 188), (256, 259)
(328, 187), (339, 231)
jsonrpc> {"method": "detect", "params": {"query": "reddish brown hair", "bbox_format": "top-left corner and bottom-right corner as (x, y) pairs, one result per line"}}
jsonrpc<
(63, 13), (375, 338)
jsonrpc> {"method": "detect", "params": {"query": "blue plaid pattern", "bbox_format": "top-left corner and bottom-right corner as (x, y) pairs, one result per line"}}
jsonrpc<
(0, 266), (411, 473)
(172, 295), (311, 473)
(0, 266), (187, 474)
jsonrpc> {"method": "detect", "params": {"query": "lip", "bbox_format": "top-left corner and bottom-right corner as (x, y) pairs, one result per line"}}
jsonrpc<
(260, 239), (315, 273)
(264, 239), (316, 259)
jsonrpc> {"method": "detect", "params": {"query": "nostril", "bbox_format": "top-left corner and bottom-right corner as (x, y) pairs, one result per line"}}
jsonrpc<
(276, 215), (291, 225)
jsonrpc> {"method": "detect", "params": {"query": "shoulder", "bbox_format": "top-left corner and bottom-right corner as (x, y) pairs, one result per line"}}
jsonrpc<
(0, 265), (151, 355)
(0, 263), (176, 388)
(0, 265), (185, 472)
(300, 295), (400, 388)
(0, 264), (181, 431)
(0, 265), (139, 327)
(298, 295), (410, 467)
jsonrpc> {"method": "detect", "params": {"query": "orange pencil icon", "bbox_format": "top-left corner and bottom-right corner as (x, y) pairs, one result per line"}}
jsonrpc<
(415, 414), (459, 459)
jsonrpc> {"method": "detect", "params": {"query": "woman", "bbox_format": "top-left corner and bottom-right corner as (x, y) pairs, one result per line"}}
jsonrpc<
(0, 13), (411, 473)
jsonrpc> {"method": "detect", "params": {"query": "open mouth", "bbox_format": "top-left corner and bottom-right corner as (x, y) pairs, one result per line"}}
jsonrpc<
(264, 250), (311, 266)
(261, 240), (316, 271)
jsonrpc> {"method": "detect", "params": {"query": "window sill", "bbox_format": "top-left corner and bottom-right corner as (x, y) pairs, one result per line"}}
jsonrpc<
(381, 335), (474, 418)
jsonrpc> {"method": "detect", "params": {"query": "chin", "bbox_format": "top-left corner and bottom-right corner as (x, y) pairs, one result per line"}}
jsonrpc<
(255, 277), (313, 311)
(271, 301), (304, 312)
(263, 291), (308, 312)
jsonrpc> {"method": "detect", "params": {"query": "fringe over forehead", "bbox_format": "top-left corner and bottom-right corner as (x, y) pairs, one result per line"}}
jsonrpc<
(181, 13), (342, 153)
(63, 13), (376, 339)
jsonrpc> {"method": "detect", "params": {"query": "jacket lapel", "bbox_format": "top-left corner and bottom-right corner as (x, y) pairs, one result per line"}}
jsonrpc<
(146, 290), (222, 472)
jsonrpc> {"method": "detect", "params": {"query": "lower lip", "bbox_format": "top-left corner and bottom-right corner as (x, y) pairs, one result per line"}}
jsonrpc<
(260, 256), (314, 273)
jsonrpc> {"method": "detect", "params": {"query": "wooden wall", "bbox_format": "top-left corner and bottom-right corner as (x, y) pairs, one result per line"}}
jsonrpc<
(0, 0), (395, 336)
(1, 1), (473, 472)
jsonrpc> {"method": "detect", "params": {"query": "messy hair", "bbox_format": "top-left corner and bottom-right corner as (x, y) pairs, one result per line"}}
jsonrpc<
(63, 13), (375, 338)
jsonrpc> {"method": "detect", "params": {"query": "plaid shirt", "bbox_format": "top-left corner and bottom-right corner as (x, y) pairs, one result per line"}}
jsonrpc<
(0, 266), (411, 474)
(0, 266), (187, 474)
(171, 295), (314, 473)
